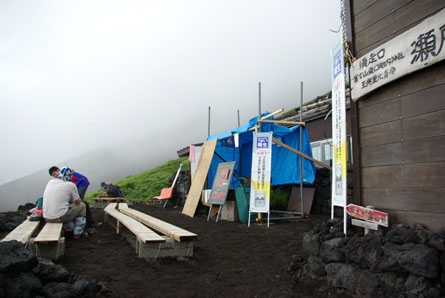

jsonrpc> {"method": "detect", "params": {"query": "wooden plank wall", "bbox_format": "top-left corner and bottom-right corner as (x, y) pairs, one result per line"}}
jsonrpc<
(351, 0), (445, 230)
(306, 110), (352, 142)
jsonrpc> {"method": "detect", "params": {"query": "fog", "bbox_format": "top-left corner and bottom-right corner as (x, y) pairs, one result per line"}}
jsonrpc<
(0, 0), (341, 186)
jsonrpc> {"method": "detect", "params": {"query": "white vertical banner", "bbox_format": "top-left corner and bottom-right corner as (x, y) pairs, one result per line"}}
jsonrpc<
(331, 38), (347, 210)
(249, 132), (272, 213)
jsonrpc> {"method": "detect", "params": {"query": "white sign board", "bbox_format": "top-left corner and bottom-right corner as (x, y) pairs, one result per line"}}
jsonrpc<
(351, 8), (445, 100)
(249, 132), (272, 213)
(331, 39), (347, 208)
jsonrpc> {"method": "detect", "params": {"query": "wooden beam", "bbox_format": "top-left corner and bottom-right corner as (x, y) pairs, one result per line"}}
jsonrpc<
(258, 119), (305, 126)
(182, 139), (218, 217)
(248, 125), (259, 132)
(272, 138), (331, 170)
(261, 108), (284, 119)
(248, 108), (285, 131)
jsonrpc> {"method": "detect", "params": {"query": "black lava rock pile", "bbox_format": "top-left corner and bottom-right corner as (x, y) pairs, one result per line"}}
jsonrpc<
(291, 219), (445, 298)
(0, 241), (109, 298)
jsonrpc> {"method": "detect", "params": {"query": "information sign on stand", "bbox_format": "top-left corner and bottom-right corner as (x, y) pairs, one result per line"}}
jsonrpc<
(331, 33), (347, 236)
(248, 132), (272, 227)
(207, 161), (236, 222)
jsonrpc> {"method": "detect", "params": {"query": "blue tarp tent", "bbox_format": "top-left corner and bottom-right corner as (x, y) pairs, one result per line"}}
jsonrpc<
(206, 113), (316, 189)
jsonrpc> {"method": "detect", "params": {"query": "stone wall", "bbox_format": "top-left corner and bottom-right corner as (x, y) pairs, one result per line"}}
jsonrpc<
(169, 170), (191, 208)
(312, 167), (353, 216)
(297, 219), (444, 298)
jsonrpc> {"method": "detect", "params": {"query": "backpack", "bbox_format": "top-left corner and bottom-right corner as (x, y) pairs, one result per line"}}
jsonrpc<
(106, 184), (122, 197)
(113, 185), (123, 197)
(28, 197), (43, 221)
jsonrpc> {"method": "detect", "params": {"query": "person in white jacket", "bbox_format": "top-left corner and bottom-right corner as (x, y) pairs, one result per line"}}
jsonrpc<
(43, 167), (86, 223)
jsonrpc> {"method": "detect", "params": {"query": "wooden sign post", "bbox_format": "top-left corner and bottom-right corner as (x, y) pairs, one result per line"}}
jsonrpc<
(207, 161), (236, 222)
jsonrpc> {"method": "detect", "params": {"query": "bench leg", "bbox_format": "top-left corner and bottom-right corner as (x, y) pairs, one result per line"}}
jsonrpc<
(163, 200), (169, 208)
(138, 237), (194, 259)
(32, 238), (65, 261)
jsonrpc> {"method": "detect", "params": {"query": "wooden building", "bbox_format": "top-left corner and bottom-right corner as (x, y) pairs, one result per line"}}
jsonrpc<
(346, 0), (445, 230)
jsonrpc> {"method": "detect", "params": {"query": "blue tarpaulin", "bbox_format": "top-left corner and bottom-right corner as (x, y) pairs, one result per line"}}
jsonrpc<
(206, 113), (316, 188)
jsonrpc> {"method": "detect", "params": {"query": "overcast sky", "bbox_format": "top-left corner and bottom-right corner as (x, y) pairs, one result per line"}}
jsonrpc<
(0, 0), (341, 185)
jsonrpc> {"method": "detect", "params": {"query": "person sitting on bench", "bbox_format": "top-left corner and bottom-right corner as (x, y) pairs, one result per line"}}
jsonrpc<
(43, 167), (87, 238)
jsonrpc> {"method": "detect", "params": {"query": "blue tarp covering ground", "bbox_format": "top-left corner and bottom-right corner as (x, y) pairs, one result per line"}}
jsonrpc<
(206, 113), (316, 188)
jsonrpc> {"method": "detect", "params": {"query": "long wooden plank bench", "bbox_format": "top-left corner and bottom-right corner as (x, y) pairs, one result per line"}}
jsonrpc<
(32, 223), (64, 260)
(1, 220), (64, 261)
(104, 203), (196, 258)
(119, 203), (198, 242)
(104, 203), (165, 243)
(93, 197), (129, 209)
(0, 219), (40, 244)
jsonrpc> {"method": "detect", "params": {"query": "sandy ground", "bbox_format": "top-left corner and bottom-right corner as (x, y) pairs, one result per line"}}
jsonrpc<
(56, 204), (352, 298)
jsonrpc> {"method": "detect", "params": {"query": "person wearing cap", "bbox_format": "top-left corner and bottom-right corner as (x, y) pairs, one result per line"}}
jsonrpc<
(49, 166), (94, 227)
(100, 182), (122, 197)
(43, 167), (86, 223)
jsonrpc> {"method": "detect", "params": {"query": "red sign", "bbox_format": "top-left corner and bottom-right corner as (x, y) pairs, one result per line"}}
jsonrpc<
(345, 204), (388, 227)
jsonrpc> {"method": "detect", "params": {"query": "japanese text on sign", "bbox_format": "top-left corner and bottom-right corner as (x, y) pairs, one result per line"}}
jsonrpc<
(350, 8), (445, 100)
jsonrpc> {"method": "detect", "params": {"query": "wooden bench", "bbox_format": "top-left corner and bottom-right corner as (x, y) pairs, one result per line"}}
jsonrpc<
(1, 220), (64, 260)
(104, 203), (165, 243)
(119, 203), (197, 242)
(104, 203), (196, 258)
(104, 203), (176, 259)
(32, 223), (64, 260)
(0, 219), (40, 244)
(93, 197), (129, 209)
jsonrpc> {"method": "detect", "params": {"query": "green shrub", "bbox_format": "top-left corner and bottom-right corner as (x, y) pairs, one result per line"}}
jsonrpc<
(270, 189), (290, 210)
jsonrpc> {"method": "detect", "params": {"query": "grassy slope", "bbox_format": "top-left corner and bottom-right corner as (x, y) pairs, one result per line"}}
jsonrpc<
(84, 155), (289, 210)
(84, 157), (190, 205)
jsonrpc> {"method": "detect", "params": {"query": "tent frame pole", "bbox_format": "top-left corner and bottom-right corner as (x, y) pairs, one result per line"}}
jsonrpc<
(300, 82), (304, 217)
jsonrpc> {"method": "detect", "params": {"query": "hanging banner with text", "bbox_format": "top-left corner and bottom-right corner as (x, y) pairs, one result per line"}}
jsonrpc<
(249, 132), (272, 213)
(331, 39), (347, 208)
(350, 8), (445, 101)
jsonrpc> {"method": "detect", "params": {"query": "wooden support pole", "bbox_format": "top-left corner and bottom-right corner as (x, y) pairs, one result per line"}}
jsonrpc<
(272, 138), (332, 170)
(261, 108), (284, 120)
(258, 119), (305, 126)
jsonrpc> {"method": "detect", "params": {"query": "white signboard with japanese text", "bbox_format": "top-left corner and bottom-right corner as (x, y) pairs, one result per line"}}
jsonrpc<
(331, 40), (347, 208)
(351, 8), (445, 101)
(249, 132), (272, 213)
